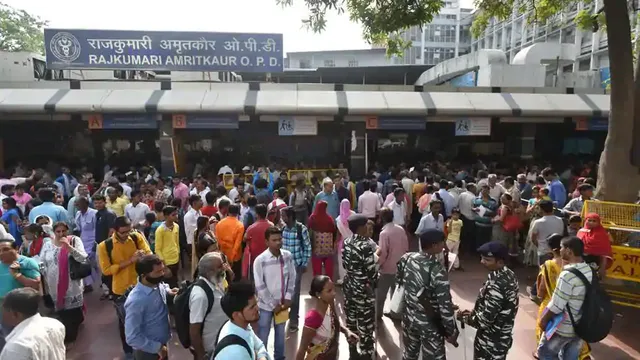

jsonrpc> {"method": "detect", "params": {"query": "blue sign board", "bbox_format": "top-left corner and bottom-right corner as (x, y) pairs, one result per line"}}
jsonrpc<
(449, 70), (477, 87)
(101, 114), (157, 129)
(576, 117), (608, 131)
(599, 67), (610, 89)
(377, 117), (426, 131)
(44, 29), (284, 73)
(184, 115), (239, 129)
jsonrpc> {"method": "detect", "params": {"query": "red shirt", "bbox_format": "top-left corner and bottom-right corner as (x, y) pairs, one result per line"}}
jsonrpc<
(245, 219), (273, 257)
(201, 205), (218, 218)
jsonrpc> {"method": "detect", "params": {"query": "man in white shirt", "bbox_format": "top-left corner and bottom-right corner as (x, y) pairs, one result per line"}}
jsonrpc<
(487, 174), (505, 202)
(387, 188), (408, 227)
(400, 171), (415, 207)
(184, 195), (203, 247)
(189, 253), (230, 360)
(457, 183), (477, 253)
(215, 185), (232, 208)
(190, 179), (211, 206)
(124, 190), (151, 230)
(0, 288), (65, 360)
(358, 180), (382, 220)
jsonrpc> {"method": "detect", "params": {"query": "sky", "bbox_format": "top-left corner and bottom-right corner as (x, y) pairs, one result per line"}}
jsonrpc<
(5, 0), (474, 54)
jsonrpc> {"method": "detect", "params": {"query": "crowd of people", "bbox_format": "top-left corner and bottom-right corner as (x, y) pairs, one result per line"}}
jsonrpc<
(0, 159), (621, 360)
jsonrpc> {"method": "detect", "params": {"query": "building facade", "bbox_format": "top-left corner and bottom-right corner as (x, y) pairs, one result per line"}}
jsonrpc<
(284, 48), (391, 69)
(396, 0), (474, 65)
(470, 0), (616, 74)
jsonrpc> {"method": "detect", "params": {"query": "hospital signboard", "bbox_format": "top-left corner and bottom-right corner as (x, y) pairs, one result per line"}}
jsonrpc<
(44, 29), (284, 73)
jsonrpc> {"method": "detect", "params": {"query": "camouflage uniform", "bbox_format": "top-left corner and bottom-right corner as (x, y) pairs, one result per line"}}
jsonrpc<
(466, 266), (519, 360)
(396, 252), (458, 360)
(342, 234), (379, 359)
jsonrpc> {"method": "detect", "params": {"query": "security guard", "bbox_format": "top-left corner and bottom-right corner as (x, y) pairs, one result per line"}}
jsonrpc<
(396, 228), (458, 360)
(342, 214), (378, 360)
(458, 241), (519, 360)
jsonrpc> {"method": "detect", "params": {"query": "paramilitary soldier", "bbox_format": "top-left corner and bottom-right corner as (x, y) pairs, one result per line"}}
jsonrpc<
(342, 214), (378, 360)
(458, 241), (519, 360)
(396, 228), (459, 360)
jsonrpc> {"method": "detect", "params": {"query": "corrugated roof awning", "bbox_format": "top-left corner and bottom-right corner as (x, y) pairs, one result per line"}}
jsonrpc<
(0, 88), (611, 118)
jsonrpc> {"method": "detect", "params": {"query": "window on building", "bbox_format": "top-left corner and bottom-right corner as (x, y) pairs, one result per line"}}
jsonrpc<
(299, 59), (312, 69)
(348, 59), (359, 67)
(323, 59), (335, 67)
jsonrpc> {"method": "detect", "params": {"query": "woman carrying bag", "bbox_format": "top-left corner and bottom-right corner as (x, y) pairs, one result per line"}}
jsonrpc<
(40, 221), (88, 349)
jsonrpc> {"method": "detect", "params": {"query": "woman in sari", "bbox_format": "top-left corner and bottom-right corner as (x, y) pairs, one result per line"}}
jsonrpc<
(535, 234), (591, 360)
(308, 200), (337, 280)
(335, 199), (354, 285)
(193, 215), (218, 277)
(296, 275), (359, 360)
(577, 213), (613, 279)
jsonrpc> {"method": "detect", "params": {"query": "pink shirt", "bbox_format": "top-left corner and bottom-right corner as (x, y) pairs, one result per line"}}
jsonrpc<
(378, 223), (408, 274)
(172, 182), (190, 210)
(12, 192), (32, 211)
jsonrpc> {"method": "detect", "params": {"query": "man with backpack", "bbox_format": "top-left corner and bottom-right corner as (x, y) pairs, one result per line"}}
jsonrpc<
(97, 216), (152, 360)
(214, 280), (269, 360)
(537, 236), (613, 359)
(173, 252), (229, 360)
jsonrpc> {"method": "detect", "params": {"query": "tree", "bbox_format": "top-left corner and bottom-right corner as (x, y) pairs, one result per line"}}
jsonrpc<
(276, 0), (445, 55)
(473, 0), (640, 202)
(0, 2), (47, 53)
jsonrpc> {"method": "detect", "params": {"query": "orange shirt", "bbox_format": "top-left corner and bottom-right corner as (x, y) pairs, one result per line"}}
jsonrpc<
(215, 216), (245, 262)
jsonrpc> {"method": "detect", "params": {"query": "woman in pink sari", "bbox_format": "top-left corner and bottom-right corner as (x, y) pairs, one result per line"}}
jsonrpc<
(335, 199), (355, 285)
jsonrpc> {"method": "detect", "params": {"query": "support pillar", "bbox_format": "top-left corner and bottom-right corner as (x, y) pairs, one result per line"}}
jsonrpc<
(521, 123), (536, 159)
(158, 115), (185, 177)
(349, 122), (366, 180)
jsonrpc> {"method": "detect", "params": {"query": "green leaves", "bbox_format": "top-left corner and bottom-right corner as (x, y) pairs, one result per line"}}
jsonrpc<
(279, 0), (447, 56)
(0, 2), (48, 53)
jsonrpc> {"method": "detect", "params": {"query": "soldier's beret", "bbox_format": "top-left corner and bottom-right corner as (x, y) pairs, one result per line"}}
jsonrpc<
(477, 241), (509, 260)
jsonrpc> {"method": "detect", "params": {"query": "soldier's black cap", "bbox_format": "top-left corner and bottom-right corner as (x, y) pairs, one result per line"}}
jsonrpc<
(419, 229), (446, 248)
(347, 214), (369, 233)
(477, 241), (509, 260)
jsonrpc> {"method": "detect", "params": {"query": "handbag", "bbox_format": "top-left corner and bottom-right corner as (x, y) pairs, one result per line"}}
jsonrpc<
(68, 236), (92, 280)
(502, 207), (523, 232)
(388, 253), (419, 315)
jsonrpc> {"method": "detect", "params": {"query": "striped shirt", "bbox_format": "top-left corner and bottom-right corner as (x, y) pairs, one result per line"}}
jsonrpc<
(547, 262), (593, 337)
(253, 249), (296, 311)
(281, 223), (312, 268)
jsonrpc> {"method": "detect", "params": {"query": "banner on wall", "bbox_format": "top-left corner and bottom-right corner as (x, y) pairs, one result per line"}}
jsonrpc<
(278, 117), (317, 136)
(455, 118), (491, 136)
(87, 114), (157, 129)
(575, 117), (607, 131)
(172, 114), (239, 129)
(44, 28), (284, 73)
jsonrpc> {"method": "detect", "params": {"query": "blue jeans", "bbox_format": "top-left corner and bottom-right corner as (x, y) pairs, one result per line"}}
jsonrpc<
(257, 309), (285, 360)
(288, 265), (305, 326)
(538, 333), (583, 360)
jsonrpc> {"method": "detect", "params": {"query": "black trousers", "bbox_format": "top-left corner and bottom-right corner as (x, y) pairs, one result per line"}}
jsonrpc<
(57, 307), (84, 343)
(117, 306), (133, 354)
(460, 215), (476, 254)
(165, 263), (180, 288)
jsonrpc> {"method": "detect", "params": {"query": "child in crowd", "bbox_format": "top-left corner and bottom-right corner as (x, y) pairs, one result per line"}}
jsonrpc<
(144, 212), (162, 252)
(540, 188), (552, 201)
(445, 208), (463, 270)
(568, 215), (582, 236)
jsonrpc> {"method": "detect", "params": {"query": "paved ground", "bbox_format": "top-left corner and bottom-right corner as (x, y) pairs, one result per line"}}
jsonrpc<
(68, 253), (640, 360)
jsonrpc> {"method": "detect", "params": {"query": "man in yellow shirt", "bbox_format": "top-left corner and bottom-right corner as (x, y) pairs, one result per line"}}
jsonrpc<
(106, 186), (129, 217)
(154, 206), (180, 288)
(97, 216), (151, 359)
